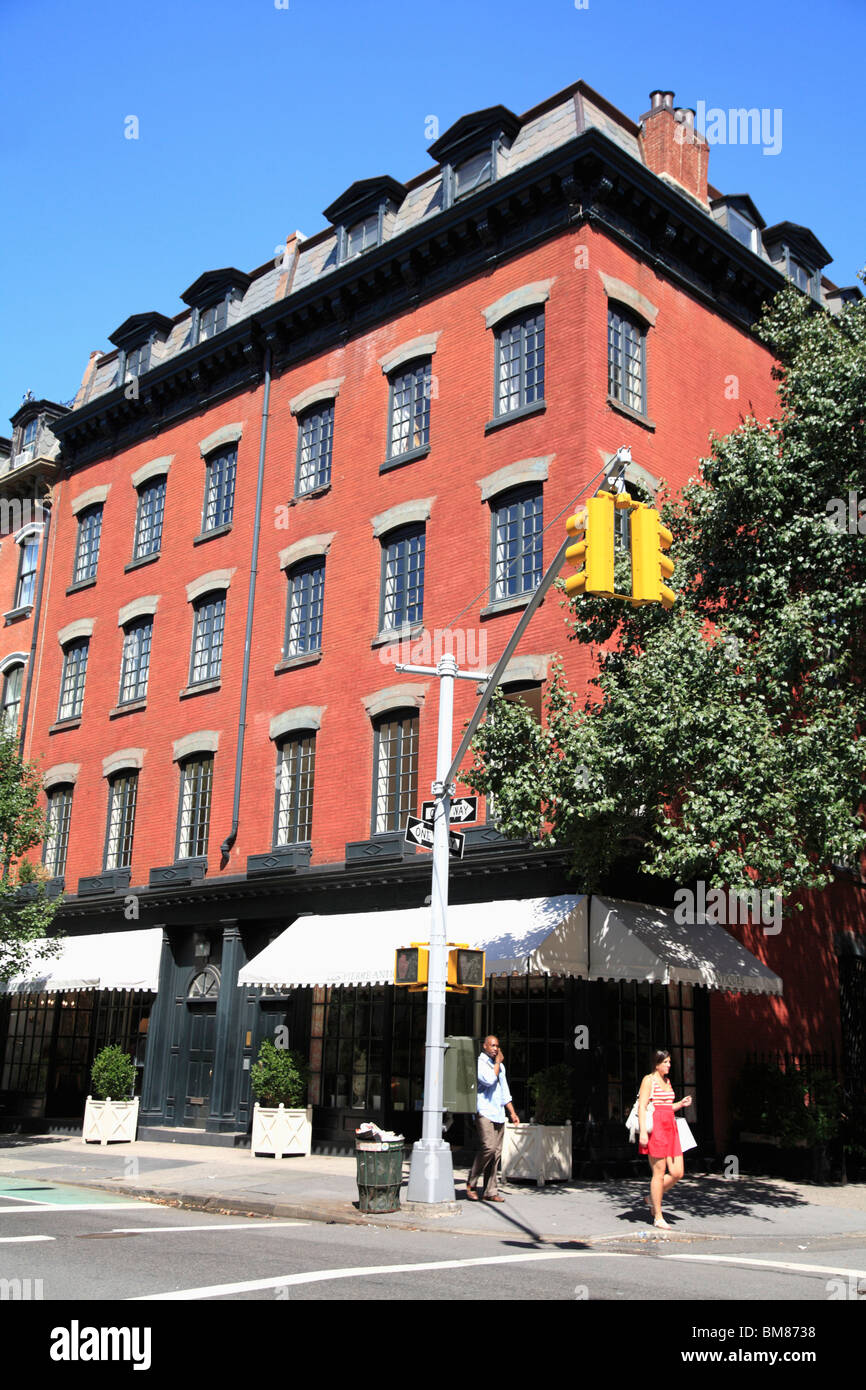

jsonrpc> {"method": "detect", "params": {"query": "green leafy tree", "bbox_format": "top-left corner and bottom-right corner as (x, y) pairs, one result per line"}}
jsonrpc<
(0, 726), (62, 982)
(467, 285), (866, 902)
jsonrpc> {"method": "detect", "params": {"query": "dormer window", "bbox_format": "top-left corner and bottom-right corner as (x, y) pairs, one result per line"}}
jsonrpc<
(198, 298), (229, 341)
(323, 177), (406, 268)
(429, 104), (519, 211)
(180, 269), (250, 347)
(726, 207), (757, 251)
(709, 195), (764, 257)
(345, 213), (380, 260)
(21, 418), (39, 453)
(109, 313), (173, 388)
(762, 222), (830, 305)
(125, 341), (151, 379)
(787, 259), (813, 294)
(454, 148), (493, 200)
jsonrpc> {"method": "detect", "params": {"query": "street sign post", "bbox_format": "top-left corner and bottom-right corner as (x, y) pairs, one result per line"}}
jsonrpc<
(420, 796), (477, 825)
(405, 815), (465, 859)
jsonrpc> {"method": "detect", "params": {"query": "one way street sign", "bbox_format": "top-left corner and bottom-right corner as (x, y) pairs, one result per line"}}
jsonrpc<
(405, 816), (466, 859)
(421, 796), (477, 825)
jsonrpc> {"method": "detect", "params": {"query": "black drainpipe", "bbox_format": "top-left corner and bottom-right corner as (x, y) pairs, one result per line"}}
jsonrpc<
(220, 344), (271, 868)
(18, 497), (52, 760)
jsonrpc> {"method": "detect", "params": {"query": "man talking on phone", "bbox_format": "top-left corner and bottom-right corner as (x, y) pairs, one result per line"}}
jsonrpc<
(466, 1035), (519, 1203)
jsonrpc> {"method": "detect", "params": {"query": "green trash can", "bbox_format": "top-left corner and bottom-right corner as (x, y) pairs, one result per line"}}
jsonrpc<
(355, 1138), (405, 1213)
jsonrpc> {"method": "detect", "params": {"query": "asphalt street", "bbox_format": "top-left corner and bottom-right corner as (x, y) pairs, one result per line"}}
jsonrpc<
(2, 1177), (865, 1304)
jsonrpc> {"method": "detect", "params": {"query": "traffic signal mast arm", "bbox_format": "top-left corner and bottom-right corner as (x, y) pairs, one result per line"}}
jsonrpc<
(445, 483), (675, 791)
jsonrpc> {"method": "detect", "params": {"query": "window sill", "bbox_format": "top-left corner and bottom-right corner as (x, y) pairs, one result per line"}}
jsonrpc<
(4, 605), (33, 625)
(484, 399), (547, 434)
(371, 623), (423, 650)
(180, 679), (221, 699)
(66, 577), (97, 596)
(606, 396), (656, 431)
(125, 552), (160, 574)
(379, 444), (430, 474)
(480, 593), (538, 619)
(193, 523), (233, 546)
(49, 717), (82, 733)
(274, 651), (322, 674)
(291, 483), (332, 505)
(110, 699), (147, 719)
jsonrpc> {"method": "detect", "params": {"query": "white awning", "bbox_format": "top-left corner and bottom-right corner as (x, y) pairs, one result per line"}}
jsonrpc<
(589, 896), (783, 996)
(0, 928), (163, 994)
(237, 895), (589, 988)
(236, 894), (782, 996)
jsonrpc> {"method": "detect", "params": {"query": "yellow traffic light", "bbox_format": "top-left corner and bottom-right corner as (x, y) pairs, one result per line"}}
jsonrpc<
(564, 491), (615, 597)
(630, 504), (675, 608)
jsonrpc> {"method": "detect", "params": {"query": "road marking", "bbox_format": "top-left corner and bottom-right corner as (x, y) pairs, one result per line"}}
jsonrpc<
(0, 1202), (148, 1214)
(132, 1250), (637, 1300)
(662, 1254), (866, 1279)
(0, 1234), (55, 1243)
(108, 1221), (310, 1234)
(0, 1193), (57, 1206)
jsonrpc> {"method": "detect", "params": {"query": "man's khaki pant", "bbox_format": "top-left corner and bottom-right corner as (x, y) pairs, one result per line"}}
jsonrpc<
(468, 1116), (505, 1197)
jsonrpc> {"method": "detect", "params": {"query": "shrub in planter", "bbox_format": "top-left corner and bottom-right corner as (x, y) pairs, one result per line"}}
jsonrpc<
(90, 1045), (136, 1101)
(249, 1041), (309, 1108)
(527, 1063), (573, 1125)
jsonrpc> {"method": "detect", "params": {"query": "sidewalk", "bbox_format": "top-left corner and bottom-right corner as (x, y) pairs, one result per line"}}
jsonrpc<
(2, 1134), (866, 1243)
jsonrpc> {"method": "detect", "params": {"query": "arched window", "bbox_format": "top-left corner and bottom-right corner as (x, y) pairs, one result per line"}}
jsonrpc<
(14, 531), (40, 609)
(274, 732), (316, 846)
(372, 707), (418, 835)
(1, 663), (24, 734)
(187, 966), (220, 1000)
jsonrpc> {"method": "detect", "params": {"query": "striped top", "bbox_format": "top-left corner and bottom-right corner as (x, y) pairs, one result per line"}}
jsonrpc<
(651, 1080), (675, 1108)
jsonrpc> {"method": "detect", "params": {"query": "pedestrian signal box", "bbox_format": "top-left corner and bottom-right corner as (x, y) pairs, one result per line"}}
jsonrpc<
(394, 944), (485, 991)
(394, 944), (428, 987)
(447, 945), (486, 991)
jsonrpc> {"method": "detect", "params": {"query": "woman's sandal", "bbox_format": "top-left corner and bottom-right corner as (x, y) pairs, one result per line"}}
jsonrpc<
(653, 1216), (671, 1229)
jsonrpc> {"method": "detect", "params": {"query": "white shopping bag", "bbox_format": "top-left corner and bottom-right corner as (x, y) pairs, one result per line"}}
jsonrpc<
(676, 1116), (697, 1152)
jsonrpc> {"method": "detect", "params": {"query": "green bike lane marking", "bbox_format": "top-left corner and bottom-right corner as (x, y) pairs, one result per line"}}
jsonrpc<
(0, 1176), (146, 1207)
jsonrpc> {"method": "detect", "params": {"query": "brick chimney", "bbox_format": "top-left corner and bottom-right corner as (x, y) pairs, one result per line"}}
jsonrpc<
(639, 90), (708, 206)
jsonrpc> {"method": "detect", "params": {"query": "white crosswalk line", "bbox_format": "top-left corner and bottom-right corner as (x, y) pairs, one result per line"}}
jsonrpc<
(132, 1250), (637, 1300)
(661, 1253), (866, 1278)
(0, 1202), (148, 1214)
(0, 1234), (55, 1243)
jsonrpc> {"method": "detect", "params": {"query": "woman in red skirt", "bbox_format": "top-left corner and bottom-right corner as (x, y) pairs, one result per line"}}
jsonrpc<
(638, 1049), (692, 1229)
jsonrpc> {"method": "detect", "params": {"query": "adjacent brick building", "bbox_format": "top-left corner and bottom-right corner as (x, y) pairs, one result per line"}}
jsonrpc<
(1, 81), (862, 1162)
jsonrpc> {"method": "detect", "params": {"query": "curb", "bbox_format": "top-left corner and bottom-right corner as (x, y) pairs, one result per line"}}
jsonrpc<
(6, 1173), (744, 1242)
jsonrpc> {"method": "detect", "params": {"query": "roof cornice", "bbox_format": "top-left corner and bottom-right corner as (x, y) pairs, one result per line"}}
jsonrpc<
(51, 125), (789, 469)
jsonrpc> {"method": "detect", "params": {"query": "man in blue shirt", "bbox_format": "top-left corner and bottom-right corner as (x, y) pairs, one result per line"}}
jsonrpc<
(466, 1035), (519, 1203)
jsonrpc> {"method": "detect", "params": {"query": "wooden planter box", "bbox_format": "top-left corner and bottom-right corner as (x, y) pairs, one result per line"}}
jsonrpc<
(502, 1122), (572, 1185)
(83, 1096), (139, 1145)
(251, 1103), (312, 1158)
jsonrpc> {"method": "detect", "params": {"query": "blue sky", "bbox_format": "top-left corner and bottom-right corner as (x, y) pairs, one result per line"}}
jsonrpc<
(2, 0), (863, 426)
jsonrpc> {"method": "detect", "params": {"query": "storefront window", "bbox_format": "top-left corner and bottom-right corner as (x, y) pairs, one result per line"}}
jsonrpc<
(321, 986), (386, 1111)
(604, 980), (697, 1125)
(485, 976), (568, 1118)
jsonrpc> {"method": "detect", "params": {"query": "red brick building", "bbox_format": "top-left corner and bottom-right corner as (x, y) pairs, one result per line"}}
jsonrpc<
(1, 81), (862, 1162)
